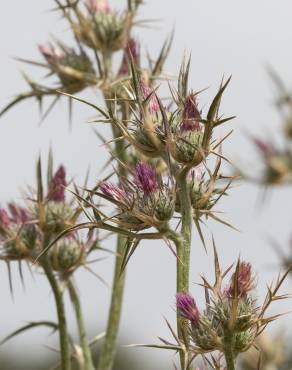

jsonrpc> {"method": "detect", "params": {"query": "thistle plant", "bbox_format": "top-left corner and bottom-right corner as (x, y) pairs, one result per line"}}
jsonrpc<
(136, 248), (290, 370)
(0, 156), (104, 370)
(1, 1), (290, 370)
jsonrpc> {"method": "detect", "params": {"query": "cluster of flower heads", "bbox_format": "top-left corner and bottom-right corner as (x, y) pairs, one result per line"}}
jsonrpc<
(0, 164), (92, 275)
(96, 155), (232, 244)
(173, 255), (289, 367)
(99, 161), (175, 230)
(117, 62), (232, 169)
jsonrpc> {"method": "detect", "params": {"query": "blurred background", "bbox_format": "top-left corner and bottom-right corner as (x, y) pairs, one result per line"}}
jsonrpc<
(1, 1), (292, 369)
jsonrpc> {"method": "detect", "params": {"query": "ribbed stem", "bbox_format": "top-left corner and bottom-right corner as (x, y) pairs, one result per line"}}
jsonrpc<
(68, 279), (95, 370)
(175, 169), (193, 369)
(42, 256), (71, 370)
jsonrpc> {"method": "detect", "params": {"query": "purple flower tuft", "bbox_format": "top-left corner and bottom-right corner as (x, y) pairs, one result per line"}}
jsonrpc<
(100, 182), (127, 202)
(47, 165), (67, 202)
(176, 292), (200, 324)
(38, 44), (65, 65)
(135, 162), (158, 195)
(139, 80), (160, 114)
(0, 208), (11, 227)
(254, 138), (274, 157)
(181, 94), (202, 132)
(118, 38), (140, 77)
(86, 0), (110, 13)
(8, 203), (31, 223)
(226, 261), (255, 298)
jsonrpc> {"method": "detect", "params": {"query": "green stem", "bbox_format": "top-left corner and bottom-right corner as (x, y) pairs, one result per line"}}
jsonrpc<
(97, 234), (126, 370)
(68, 279), (95, 370)
(97, 103), (128, 370)
(176, 169), (193, 369)
(42, 257), (71, 370)
(224, 333), (236, 370)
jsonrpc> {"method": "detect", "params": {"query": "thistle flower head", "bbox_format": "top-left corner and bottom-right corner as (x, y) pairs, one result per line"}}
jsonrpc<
(118, 38), (140, 77)
(50, 237), (84, 273)
(86, 0), (110, 13)
(0, 208), (11, 227)
(134, 162), (158, 195)
(139, 80), (160, 114)
(100, 181), (127, 202)
(38, 43), (65, 65)
(181, 93), (202, 132)
(47, 165), (67, 202)
(227, 261), (255, 298)
(176, 292), (200, 324)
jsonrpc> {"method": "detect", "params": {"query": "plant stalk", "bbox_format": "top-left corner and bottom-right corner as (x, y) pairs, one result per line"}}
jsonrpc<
(223, 333), (236, 370)
(176, 169), (193, 369)
(68, 279), (95, 370)
(97, 104), (129, 370)
(42, 256), (71, 370)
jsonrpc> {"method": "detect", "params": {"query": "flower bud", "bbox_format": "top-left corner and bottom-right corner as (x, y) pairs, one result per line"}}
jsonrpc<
(39, 43), (95, 93)
(176, 292), (200, 324)
(32, 201), (75, 235)
(0, 203), (38, 260)
(168, 94), (205, 165)
(74, 4), (132, 53)
(50, 238), (84, 273)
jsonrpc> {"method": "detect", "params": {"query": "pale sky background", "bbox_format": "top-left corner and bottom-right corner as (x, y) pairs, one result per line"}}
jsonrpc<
(1, 1), (292, 369)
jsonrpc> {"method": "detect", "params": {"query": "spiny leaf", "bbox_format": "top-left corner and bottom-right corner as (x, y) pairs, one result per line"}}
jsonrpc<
(207, 76), (232, 122)
(1, 321), (58, 345)
(57, 90), (109, 119)
(37, 156), (44, 203)
(120, 238), (140, 274)
(152, 30), (174, 77)
(47, 147), (54, 189)
(178, 55), (191, 100)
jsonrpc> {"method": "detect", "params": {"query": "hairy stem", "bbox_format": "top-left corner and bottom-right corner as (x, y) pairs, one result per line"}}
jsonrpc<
(42, 256), (71, 370)
(97, 104), (129, 370)
(224, 333), (236, 370)
(68, 279), (95, 370)
(176, 169), (193, 369)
